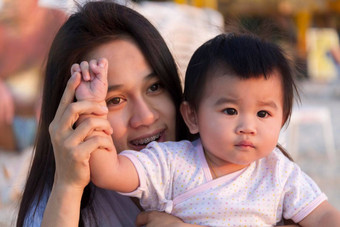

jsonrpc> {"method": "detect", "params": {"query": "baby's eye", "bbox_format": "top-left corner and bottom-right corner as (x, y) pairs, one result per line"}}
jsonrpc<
(106, 97), (124, 106)
(223, 108), (237, 115)
(257, 111), (269, 118)
(147, 82), (163, 93)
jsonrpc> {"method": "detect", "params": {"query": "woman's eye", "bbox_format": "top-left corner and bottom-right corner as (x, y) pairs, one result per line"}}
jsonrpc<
(257, 111), (269, 118)
(223, 108), (237, 115)
(106, 97), (123, 105)
(147, 82), (162, 93)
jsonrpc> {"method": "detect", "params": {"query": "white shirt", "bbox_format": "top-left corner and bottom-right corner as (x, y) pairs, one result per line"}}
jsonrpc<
(121, 139), (327, 226)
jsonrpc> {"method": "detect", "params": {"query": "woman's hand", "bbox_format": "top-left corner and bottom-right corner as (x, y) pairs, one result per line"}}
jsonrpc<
(49, 72), (112, 190)
(42, 72), (113, 226)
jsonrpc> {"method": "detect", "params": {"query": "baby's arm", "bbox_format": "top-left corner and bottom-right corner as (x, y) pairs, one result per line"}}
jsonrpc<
(298, 200), (340, 226)
(90, 147), (140, 192)
(73, 58), (139, 193)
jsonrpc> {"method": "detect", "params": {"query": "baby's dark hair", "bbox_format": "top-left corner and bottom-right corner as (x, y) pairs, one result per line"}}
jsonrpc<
(184, 32), (299, 126)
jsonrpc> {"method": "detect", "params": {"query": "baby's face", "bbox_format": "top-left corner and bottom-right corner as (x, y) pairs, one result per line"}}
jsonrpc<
(194, 72), (284, 171)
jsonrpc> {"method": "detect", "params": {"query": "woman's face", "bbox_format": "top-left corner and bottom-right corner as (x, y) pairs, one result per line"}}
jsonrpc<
(86, 39), (176, 152)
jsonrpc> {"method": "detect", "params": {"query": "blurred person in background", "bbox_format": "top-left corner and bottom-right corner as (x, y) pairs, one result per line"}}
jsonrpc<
(0, 0), (66, 151)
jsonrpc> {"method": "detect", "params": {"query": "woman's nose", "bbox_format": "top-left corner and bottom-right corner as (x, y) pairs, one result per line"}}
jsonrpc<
(130, 98), (158, 128)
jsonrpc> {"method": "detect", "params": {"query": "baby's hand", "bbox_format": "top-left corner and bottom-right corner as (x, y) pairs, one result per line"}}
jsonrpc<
(73, 58), (108, 102)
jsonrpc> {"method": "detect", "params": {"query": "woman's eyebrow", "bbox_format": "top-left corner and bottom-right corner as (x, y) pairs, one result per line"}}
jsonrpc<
(144, 72), (157, 81)
(107, 72), (157, 92)
(107, 84), (123, 92)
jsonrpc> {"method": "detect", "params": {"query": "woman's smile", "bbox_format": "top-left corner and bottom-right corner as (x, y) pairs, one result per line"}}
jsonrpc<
(129, 129), (166, 149)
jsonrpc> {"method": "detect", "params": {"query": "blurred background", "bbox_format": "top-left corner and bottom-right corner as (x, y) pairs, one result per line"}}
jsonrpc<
(0, 0), (339, 226)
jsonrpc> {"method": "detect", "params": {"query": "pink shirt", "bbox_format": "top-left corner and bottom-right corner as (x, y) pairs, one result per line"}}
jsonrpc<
(121, 139), (326, 226)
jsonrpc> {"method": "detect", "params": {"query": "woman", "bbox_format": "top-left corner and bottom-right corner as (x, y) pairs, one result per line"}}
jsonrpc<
(17, 1), (190, 226)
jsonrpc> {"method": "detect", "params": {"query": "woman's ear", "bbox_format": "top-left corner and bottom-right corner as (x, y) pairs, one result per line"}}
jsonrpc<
(180, 101), (199, 134)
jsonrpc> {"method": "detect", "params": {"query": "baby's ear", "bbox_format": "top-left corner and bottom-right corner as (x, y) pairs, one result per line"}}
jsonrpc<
(180, 101), (199, 134)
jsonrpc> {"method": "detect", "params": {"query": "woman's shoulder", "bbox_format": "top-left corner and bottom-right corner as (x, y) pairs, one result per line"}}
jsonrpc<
(87, 188), (140, 226)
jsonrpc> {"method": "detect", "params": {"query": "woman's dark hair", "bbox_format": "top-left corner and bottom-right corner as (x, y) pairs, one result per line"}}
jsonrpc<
(17, 1), (188, 226)
(184, 32), (299, 160)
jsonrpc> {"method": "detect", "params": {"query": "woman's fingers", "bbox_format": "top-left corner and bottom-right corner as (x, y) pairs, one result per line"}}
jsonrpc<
(52, 117), (113, 188)
(53, 72), (81, 123)
(135, 211), (150, 227)
(70, 117), (112, 144)
(76, 134), (114, 161)
(135, 211), (184, 227)
(53, 101), (108, 136)
(135, 211), (161, 227)
(56, 117), (112, 162)
(50, 73), (81, 144)
(87, 133), (113, 151)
